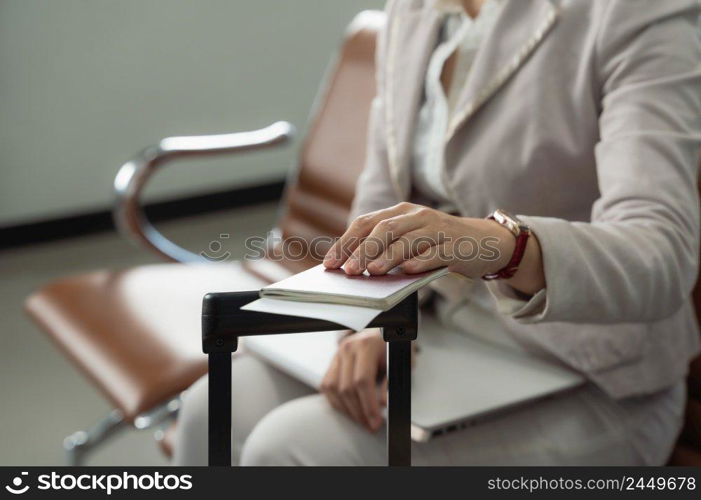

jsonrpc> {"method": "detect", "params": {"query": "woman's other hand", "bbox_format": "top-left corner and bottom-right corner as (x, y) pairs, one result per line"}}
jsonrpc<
(320, 329), (388, 432)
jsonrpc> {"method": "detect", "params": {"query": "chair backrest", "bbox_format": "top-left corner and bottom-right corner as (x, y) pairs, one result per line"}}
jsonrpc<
(688, 176), (701, 393)
(270, 11), (384, 271)
(682, 179), (701, 437)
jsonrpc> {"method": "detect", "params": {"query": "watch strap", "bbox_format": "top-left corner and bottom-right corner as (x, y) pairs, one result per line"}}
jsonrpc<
(482, 210), (530, 281)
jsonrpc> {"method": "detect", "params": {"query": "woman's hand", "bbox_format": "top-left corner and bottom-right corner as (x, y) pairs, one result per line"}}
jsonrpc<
(323, 202), (545, 295)
(323, 202), (514, 279)
(320, 329), (388, 432)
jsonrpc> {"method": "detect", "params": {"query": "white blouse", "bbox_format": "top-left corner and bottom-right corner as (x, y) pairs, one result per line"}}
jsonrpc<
(415, 1), (539, 354)
(411, 0), (504, 209)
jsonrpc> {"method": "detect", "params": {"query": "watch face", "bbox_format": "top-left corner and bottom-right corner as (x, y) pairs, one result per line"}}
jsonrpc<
(493, 210), (507, 224)
(496, 209), (519, 223)
(493, 209), (521, 236)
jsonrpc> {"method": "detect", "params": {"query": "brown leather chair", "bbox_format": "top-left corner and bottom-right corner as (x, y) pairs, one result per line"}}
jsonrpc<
(24, 8), (701, 466)
(25, 10), (384, 465)
(669, 355), (701, 465)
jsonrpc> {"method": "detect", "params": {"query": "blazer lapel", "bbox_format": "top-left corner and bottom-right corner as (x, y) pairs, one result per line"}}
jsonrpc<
(385, 6), (442, 199)
(446, 0), (559, 140)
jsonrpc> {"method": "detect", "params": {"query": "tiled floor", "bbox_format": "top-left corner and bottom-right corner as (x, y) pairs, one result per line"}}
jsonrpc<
(0, 203), (277, 465)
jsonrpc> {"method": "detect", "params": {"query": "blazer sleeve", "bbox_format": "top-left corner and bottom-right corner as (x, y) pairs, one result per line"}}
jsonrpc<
(496, 0), (701, 324)
(348, 1), (403, 223)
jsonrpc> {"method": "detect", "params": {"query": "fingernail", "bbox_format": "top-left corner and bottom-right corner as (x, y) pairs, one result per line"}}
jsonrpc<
(369, 260), (385, 273)
(345, 259), (359, 273)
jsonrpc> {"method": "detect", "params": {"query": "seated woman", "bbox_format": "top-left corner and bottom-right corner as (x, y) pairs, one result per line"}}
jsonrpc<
(174, 0), (701, 465)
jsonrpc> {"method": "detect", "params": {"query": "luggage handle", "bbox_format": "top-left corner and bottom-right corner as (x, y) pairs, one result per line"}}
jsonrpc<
(201, 291), (418, 466)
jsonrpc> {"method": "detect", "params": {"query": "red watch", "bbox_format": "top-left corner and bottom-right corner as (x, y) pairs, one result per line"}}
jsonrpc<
(482, 209), (530, 281)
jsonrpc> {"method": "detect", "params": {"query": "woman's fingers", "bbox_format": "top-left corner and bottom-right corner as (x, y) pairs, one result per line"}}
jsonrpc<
(337, 345), (369, 428)
(345, 214), (427, 275)
(320, 355), (345, 413)
(323, 203), (419, 270)
(321, 350), (358, 423)
(352, 339), (383, 431)
(366, 229), (438, 275)
(322, 207), (398, 269)
(320, 330), (387, 432)
(400, 243), (451, 274)
(379, 377), (388, 407)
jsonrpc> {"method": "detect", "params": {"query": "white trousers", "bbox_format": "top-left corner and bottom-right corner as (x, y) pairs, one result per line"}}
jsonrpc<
(173, 352), (685, 466)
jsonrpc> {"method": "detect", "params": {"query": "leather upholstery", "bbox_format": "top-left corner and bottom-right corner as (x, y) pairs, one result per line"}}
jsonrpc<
(669, 444), (701, 467)
(25, 263), (265, 419)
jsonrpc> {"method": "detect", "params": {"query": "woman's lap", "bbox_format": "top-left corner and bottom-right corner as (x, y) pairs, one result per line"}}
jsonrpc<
(240, 385), (678, 466)
(174, 352), (684, 466)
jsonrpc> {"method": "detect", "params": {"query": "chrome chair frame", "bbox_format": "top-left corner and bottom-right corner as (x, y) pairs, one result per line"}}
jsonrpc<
(62, 122), (295, 465)
(113, 121), (295, 263)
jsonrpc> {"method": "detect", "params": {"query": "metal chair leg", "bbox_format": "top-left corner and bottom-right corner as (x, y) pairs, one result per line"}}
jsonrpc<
(133, 397), (181, 430)
(62, 396), (182, 465)
(63, 409), (126, 466)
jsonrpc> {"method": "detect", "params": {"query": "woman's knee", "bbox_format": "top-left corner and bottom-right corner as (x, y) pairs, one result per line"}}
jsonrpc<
(240, 396), (320, 466)
(179, 375), (210, 434)
(240, 394), (384, 466)
(173, 375), (209, 465)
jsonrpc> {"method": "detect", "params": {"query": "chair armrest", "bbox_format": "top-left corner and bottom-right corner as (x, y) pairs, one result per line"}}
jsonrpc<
(113, 121), (295, 263)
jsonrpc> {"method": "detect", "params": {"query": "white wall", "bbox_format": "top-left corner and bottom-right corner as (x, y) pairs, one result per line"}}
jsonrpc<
(0, 0), (383, 226)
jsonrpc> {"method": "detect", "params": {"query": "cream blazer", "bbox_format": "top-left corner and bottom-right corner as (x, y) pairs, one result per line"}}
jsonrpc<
(350, 0), (701, 398)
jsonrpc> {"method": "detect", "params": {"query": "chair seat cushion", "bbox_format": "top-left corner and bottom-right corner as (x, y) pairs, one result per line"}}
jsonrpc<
(25, 262), (266, 420)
